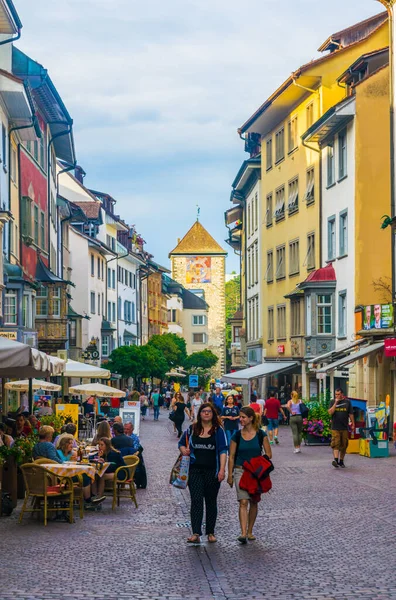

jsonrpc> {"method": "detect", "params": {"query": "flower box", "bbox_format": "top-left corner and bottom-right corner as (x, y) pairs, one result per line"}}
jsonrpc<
(304, 433), (331, 446)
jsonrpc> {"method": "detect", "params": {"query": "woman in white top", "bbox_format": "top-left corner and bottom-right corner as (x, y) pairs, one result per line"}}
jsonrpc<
(191, 392), (203, 421)
(286, 391), (303, 453)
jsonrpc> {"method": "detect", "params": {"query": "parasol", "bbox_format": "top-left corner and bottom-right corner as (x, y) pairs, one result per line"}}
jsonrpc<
(68, 383), (126, 398)
(5, 379), (61, 392)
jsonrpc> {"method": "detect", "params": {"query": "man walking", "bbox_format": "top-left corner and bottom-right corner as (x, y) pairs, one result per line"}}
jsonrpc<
(328, 388), (354, 468)
(151, 388), (161, 421)
(264, 391), (285, 445)
(211, 386), (224, 415)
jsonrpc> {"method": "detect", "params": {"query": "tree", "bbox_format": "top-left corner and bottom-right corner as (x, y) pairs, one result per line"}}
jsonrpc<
(105, 345), (146, 387)
(185, 349), (219, 370)
(225, 274), (241, 370)
(147, 333), (187, 369)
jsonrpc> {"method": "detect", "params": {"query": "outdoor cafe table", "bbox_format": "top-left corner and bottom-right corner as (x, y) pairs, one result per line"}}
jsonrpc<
(39, 462), (110, 482)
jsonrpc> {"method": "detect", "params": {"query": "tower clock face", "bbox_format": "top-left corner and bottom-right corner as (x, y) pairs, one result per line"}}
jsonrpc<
(186, 256), (211, 284)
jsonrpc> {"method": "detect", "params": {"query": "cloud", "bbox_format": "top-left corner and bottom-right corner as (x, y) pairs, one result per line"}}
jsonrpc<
(15, 0), (381, 270)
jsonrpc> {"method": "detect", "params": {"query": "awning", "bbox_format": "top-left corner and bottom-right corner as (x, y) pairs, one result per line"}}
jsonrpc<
(222, 361), (298, 383)
(308, 338), (367, 367)
(316, 341), (384, 374)
(0, 337), (64, 377)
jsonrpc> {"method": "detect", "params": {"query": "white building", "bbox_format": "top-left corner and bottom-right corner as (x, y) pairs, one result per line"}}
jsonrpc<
(117, 248), (145, 346)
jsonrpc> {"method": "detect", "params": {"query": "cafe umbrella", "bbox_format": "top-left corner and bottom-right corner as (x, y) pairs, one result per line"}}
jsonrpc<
(4, 379), (62, 392)
(68, 384), (126, 430)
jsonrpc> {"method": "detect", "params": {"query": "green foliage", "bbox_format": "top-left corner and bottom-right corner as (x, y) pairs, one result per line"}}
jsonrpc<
(0, 435), (38, 465)
(301, 395), (332, 440)
(105, 345), (146, 381)
(185, 349), (218, 370)
(225, 274), (241, 348)
(39, 414), (66, 436)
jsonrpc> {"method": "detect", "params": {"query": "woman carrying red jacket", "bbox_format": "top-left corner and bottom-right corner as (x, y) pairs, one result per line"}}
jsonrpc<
(227, 406), (272, 544)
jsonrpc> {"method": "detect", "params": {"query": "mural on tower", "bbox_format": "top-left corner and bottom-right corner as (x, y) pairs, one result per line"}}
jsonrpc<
(186, 256), (211, 284)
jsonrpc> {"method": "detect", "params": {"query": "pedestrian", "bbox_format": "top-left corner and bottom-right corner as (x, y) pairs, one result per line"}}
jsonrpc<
(249, 394), (263, 417)
(151, 388), (161, 421)
(328, 388), (354, 469)
(221, 395), (240, 447)
(264, 390), (285, 445)
(140, 392), (148, 420)
(170, 392), (190, 438)
(286, 391), (303, 453)
(227, 406), (272, 544)
(191, 392), (203, 421)
(211, 386), (224, 415)
(179, 402), (227, 544)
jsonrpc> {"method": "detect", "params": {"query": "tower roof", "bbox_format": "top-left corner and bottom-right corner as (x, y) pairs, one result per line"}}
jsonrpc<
(169, 221), (227, 256)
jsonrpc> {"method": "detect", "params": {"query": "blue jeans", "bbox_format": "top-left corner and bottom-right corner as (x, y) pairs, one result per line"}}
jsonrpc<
(225, 429), (235, 448)
(153, 406), (160, 420)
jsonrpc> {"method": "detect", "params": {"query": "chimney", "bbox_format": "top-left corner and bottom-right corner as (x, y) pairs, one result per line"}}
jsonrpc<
(74, 165), (86, 184)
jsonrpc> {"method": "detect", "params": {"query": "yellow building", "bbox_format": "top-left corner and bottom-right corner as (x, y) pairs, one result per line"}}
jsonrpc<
(169, 221), (227, 377)
(237, 12), (389, 395)
(147, 261), (169, 337)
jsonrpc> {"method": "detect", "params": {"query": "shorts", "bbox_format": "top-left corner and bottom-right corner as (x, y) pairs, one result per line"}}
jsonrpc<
(267, 418), (279, 431)
(331, 430), (349, 452)
(233, 467), (251, 501)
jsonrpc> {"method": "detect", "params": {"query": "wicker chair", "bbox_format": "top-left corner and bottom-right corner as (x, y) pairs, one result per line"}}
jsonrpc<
(19, 463), (75, 526)
(104, 455), (139, 510)
(33, 458), (84, 520)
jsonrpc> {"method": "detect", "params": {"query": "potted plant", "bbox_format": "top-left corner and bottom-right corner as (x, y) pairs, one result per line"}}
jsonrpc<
(302, 396), (332, 445)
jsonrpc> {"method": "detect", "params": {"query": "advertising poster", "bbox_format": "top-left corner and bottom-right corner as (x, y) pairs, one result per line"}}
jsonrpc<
(186, 256), (211, 284)
(363, 304), (393, 330)
(56, 404), (79, 437)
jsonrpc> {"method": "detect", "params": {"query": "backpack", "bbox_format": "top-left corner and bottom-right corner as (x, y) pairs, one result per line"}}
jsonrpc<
(299, 402), (309, 419)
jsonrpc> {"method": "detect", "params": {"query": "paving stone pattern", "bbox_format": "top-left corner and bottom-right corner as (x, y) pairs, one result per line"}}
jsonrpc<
(2, 412), (396, 599)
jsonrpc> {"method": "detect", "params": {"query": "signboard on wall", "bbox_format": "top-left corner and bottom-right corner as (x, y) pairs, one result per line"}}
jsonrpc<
(186, 256), (211, 284)
(385, 338), (396, 357)
(0, 331), (17, 340)
(363, 304), (394, 330)
(120, 402), (141, 436)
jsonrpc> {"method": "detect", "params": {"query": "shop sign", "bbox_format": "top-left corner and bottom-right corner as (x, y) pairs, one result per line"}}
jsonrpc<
(385, 338), (396, 357)
(363, 304), (394, 330)
(316, 373), (326, 380)
(0, 330), (17, 340)
(277, 345), (285, 354)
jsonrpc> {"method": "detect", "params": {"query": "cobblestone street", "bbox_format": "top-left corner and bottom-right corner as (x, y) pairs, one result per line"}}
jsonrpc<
(2, 412), (396, 600)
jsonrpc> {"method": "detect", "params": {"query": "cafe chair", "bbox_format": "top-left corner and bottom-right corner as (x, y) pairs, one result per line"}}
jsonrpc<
(19, 463), (75, 526)
(105, 455), (139, 510)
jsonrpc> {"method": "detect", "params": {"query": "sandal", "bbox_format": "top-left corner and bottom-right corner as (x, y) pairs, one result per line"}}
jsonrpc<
(237, 535), (247, 544)
(187, 534), (201, 544)
(247, 534), (256, 541)
(207, 534), (217, 543)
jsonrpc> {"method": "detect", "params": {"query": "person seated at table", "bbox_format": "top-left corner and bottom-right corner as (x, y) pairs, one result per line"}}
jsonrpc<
(33, 426), (62, 463)
(14, 413), (32, 438)
(92, 420), (111, 445)
(124, 422), (140, 454)
(37, 401), (53, 417)
(111, 422), (136, 456)
(0, 423), (14, 447)
(91, 437), (127, 498)
(56, 434), (77, 462)
(54, 423), (78, 449)
(28, 415), (40, 435)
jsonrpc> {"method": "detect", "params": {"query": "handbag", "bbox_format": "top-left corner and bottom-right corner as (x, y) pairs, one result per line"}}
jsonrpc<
(169, 434), (190, 489)
(168, 410), (176, 422)
(299, 402), (309, 419)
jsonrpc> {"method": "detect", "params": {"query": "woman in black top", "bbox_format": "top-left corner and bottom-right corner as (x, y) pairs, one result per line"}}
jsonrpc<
(92, 437), (127, 497)
(171, 392), (190, 438)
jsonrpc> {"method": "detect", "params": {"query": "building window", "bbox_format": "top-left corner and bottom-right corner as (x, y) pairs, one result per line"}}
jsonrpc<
(21, 196), (32, 240)
(97, 257), (101, 278)
(53, 287), (61, 318)
(131, 302), (135, 323)
(254, 241), (259, 283)
(102, 336), (109, 357)
(306, 294), (312, 336)
(112, 302), (116, 323)
(254, 192), (258, 231)
(277, 305), (286, 340)
(69, 320), (77, 347)
(317, 294), (332, 334)
(107, 267), (111, 287)
(98, 293), (101, 316)
(10, 146), (16, 182)
(36, 286), (48, 317)
(287, 177), (299, 213)
(338, 130), (347, 179)
(275, 245), (286, 280)
(305, 232), (315, 270)
(274, 186), (285, 221)
(327, 216), (336, 261)
(306, 102), (314, 129)
(193, 315), (205, 325)
(288, 116), (298, 153)
(107, 301), (111, 320)
(338, 291), (347, 338)
(266, 250), (273, 283)
(101, 260), (104, 280)
(91, 255), (95, 277)
(22, 293), (31, 328)
(40, 212), (45, 249)
(291, 299), (302, 336)
(112, 269), (116, 289)
(304, 167), (315, 204)
(33, 205), (39, 245)
(275, 127), (285, 163)
(2, 123), (6, 168)
(266, 193), (273, 227)
(268, 307), (274, 341)
(4, 293), (17, 324)
(193, 333), (206, 344)
(233, 326), (241, 343)
(339, 210), (348, 256)
(289, 239), (300, 275)
(90, 291), (96, 314)
(327, 144), (335, 187)
(266, 137), (272, 170)
(247, 203), (251, 238)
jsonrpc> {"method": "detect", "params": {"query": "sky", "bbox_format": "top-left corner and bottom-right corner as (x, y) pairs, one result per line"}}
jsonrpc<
(16, 0), (383, 272)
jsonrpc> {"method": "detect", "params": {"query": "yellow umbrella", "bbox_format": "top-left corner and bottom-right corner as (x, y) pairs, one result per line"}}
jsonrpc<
(5, 379), (61, 392)
(68, 383), (126, 398)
